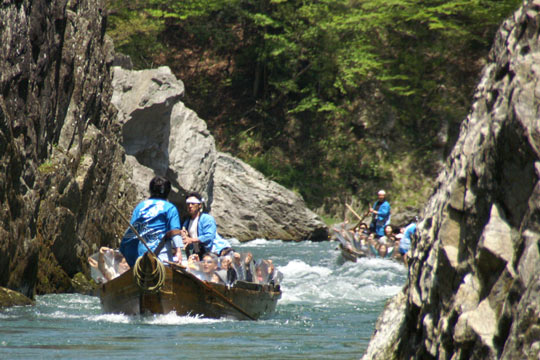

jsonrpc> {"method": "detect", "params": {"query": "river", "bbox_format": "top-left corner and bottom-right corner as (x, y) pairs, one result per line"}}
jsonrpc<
(0, 239), (406, 359)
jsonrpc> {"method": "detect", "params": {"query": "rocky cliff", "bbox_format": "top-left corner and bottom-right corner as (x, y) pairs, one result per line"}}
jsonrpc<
(363, 1), (540, 359)
(0, 0), (136, 297)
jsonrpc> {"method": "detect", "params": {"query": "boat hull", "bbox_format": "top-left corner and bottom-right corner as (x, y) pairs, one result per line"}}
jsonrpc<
(338, 243), (367, 263)
(99, 265), (281, 320)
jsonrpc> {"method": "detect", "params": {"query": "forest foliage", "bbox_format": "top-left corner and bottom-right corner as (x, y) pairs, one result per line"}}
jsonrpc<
(106, 0), (521, 217)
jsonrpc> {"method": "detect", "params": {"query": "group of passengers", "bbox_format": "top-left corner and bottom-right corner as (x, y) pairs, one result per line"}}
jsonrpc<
(335, 190), (417, 265)
(89, 176), (281, 286)
(186, 251), (282, 286)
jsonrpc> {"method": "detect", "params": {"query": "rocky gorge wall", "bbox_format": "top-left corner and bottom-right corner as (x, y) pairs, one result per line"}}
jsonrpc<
(0, 0), (137, 297)
(363, 1), (540, 359)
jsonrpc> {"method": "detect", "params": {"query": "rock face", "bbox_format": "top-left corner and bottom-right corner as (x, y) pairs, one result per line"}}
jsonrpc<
(0, 287), (34, 309)
(363, 1), (540, 359)
(111, 66), (217, 205)
(213, 152), (328, 241)
(111, 67), (328, 241)
(0, 0), (135, 297)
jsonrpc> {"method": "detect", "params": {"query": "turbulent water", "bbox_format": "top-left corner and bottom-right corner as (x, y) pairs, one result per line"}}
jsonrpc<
(0, 240), (406, 359)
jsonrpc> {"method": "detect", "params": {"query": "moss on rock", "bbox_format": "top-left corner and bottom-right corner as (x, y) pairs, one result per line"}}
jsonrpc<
(71, 272), (98, 296)
(0, 287), (34, 309)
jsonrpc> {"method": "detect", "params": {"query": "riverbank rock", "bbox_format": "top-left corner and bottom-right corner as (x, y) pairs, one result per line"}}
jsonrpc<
(111, 66), (328, 241)
(363, 1), (540, 359)
(213, 152), (328, 241)
(0, 0), (136, 297)
(0, 287), (34, 309)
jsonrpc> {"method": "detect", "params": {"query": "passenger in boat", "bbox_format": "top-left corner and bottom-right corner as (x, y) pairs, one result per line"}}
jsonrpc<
(367, 232), (377, 247)
(369, 190), (391, 237)
(219, 255), (238, 285)
(399, 218), (417, 266)
(359, 222), (369, 234)
(243, 252), (257, 282)
(88, 247), (130, 283)
(266, 260), (283, 286)
(200, 253), (224, 284)
(391, 239), (402, 262)
(368, 242), (394, 259)
(352, 226), (362, 247)
(180, 192), (229, 259)
(187, 253), (200, 271)
(229, 251), (257, 282)
(379, 225), (395, 245)
(357, 234), (369, 253)
(119, 176), (183, 267)
(255, 259), (283, 285)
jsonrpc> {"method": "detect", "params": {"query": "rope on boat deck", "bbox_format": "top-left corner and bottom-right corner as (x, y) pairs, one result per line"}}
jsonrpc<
(133, 256), (166, 293)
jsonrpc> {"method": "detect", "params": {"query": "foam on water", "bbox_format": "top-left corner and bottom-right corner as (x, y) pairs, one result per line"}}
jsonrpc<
(239, 238), (279, 247)
(143, 312), (227, 325)
(87, 313), (132, 323)
(279, 254), (406, 306)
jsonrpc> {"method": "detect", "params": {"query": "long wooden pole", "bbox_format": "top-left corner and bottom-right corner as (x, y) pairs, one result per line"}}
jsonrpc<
(345, 203), (369, 223)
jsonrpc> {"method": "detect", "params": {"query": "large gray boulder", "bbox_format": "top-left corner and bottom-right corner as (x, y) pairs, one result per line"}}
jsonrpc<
(213, 152), (328, 241)
(110, 66), (328, 241)
(111, 66), (216, 202)
(363, 1), (540, 359)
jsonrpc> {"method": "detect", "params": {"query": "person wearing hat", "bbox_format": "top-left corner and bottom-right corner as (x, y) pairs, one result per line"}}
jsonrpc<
(119, 176), (183, 267)
(369, 190), (391, 237)
(180, 192), (231, 259)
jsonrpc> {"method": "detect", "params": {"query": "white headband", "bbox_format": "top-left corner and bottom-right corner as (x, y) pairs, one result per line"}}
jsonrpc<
(186, 196), (202, 204)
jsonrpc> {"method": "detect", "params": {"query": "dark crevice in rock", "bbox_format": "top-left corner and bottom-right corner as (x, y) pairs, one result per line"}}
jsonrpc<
(495, 63), (510, 82)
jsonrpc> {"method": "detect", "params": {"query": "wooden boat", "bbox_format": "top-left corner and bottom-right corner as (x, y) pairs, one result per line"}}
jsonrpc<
(338, 243), (366, 263)
(99, 254), (282, 320)
(331, 227), (366, 263)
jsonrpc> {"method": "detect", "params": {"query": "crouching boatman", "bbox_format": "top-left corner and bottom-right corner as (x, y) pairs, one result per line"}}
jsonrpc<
(180, 192), (231, 259)
(120, 176), (183, 267)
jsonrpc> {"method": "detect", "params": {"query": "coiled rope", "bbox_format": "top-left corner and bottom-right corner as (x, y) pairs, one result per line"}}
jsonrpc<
(133, 256), (166, 293)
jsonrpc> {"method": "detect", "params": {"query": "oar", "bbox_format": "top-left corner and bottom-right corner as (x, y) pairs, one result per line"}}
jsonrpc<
(345, 203), (369, 223)
(165, 261), (256, 320)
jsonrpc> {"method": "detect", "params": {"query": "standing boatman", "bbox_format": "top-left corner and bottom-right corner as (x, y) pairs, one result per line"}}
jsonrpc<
(369, 190), (391, 237)
(119, 176), (183, 267)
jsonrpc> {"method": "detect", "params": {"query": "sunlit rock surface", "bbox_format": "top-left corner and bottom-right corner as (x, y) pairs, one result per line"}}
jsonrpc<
(0, 287), (34, 309)
(213, 152), (328, 241)
(363, 1), (540, 359)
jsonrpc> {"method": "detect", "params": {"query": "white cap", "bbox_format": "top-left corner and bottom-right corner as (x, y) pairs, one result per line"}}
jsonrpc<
(378, 190), (386, 196)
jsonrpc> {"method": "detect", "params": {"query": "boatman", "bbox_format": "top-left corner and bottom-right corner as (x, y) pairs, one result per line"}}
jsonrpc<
(119, 176), (183, 267)
(180, 192), (231, 259)
(399, 218), (417, 266)
(369, 190), (391, 237)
